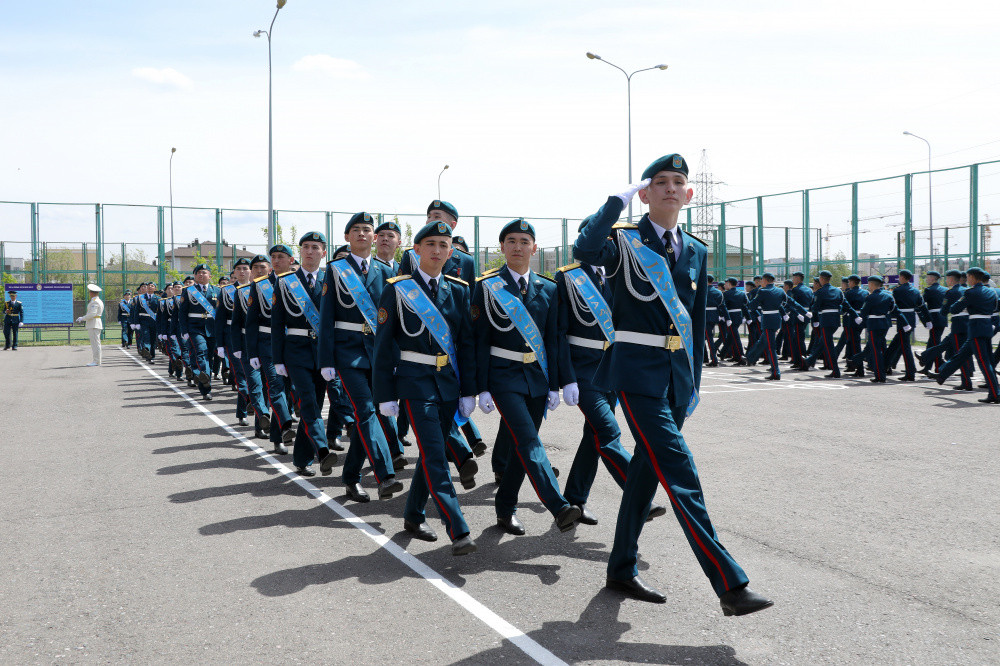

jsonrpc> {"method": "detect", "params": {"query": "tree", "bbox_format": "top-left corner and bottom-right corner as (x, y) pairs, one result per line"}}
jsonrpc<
(819, 251), (852, 283)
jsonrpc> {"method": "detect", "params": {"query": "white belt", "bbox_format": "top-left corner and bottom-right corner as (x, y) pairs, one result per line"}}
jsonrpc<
(969, 314), (991, 319)
(820, 309), (839, 314)
(400, 350), (450, 370)
(898, 309), (915, 313)
(868, 315), (885, 319)
(287, 327), (317, 338)
(140, 313), (153, 317)
(616, 330), (683, 351)
(490, 346), (538, 363)
(259, 326), (271, 334)
(241, 328), (246, 334)
(705, 307), (717, 311)
(761, 310), (779, 315)
(952, 313), (968, 318)
(188, 313), (210, 319)
(727, 308), (742, 313)
(227, 319), (233, 325)
(335, 320), (373, 335)
(567, 335), (610, 351)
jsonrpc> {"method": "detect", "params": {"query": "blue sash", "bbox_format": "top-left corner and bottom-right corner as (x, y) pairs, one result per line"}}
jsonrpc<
(189, 286), (217, 319)
(139, 295), (155, 317)
(619, 228), (699, 416)
(237, 283), (251, 310)
(279, 272), (322, 333)
(406, 248), (420, 271)
(394, 280), (468, 426)
(254, 276), (275, 316)
(482, 275), (548, 383)
(220, 284), (236, 310)
(332, 259), (378, 332)
(119, 301), (131, 315)
(564, 267), (615, 343)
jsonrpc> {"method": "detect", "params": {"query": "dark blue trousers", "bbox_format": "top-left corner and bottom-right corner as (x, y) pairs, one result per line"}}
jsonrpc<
(285, 363), (329, 469)
(493, 392), (569, 519)
(119, 319), (131, 346)
(745, 327), (780, 379)
(563, 387), (629, 506)
(804, 326), (840, 376)
(939, 335), (994, 395)
(923, 332), (973, 388)
(885, 328), (917, 377)
(189, 333), (213, 396)
(258, 346), (293, 445)
(402, 399), (470, 541)
(139, 318), (156, 359)
(339, 367), (394, 486)
(240, 354), (268, 422)
(853, 329), (888, 380)
(610, 392), (749, 597)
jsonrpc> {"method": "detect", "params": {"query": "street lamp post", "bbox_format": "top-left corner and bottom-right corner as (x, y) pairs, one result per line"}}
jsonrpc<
(169, 147), (176, 270)
(586, 52), (668, 222)
(437, 164), (449, 199)
(255, 0), (288, 249)
(903, 131), (934, 270)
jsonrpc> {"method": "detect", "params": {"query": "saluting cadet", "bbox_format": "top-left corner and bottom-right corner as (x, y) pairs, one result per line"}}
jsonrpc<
(118, 290), (133, 348)
(850, 275), (910, 382)
(884, 269), (930, 381)
(744, 272), (787, 380)
(233, 259), (272, 438)
(799, 270), (846, 378)
(925, 267), (1000, 403)
(272, 232), (338, 477)
(704, 275), (724, 367)
(919, 270), (974, 390)
(834, 275), (867, 372)
(373, 220), (478, 555)
(179, 264), (220, 400)
(575, 154), (771, 615)
(246, 247), (298, 455)
(3, 289), (24, 350)
(473, 218), (581, 536)
(216, 260), (252, 424)
(721, 278), (748, 364)
(921, 270), (948, 371)
(318, 215), (403, 501)
(787, 271), (813, 366)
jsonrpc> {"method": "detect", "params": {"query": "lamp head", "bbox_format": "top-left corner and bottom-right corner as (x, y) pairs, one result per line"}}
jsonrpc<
(277, 0), (287, 8)
(253, 30), (264, 37)
(657, 64), (669, 70)
(443, 164), (449, 170)
(903, 131), (912, 136)
(586, 52), (600, 60)
(171, 147), (176, 154)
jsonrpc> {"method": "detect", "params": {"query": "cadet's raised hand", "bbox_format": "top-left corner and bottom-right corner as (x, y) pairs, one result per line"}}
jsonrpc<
(614, 178), (652, 206)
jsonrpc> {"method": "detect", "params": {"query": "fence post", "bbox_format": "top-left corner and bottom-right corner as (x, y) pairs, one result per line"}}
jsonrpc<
(802, 190), (811, 278)
(851, 182), (859, 274)
(903, 174), (913, 270)
(121, 242), (126, 293)
(215, 209), (223, 273)
(30, 203), (40, 283)
(157, 206), (166, 287)
(944, 227), (950, 269)
(95, 204), (104, 289)
(473, 216), (480, 274)
(718, 202), (727, 277)
(686, 208), (693, 233)
(756, 196), (764, 274)
(970, 163), (979, 266)
(561, 218), (568, 268)
(326, 212), (333, 247)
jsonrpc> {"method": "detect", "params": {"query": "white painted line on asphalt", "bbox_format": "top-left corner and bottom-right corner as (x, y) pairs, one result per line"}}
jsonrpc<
(121, 349), (568, 666)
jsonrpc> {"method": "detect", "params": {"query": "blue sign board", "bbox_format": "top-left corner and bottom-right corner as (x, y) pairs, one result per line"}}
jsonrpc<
(4, 283), (74, 326)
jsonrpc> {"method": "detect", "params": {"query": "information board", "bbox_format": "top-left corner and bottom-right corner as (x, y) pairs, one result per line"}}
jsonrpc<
(3, 283), (74, 326)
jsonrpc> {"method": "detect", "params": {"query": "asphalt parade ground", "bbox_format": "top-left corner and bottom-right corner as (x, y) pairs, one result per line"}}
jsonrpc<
(1, 346), (998, 665)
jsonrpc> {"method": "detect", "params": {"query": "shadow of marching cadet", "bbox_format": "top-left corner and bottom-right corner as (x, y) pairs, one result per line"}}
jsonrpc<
(144, 426), (227, 440)
(447, 589), (749, 666)
(151, 440), (246, 455)
(156, 455), (272, 476)
(168, 477), (310, 504)
(199, 506), (359, 537)
(922, 387), (993, 409)
(251, 549), (419, 597)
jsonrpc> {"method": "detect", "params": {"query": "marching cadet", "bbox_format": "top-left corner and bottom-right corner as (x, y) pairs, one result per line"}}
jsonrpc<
(925, 267), (1000, 403)
(799, 270), (846, 378)
(776, 279), (794, 359)
(721, 277), (748, 364)
(834, 274), (867, 372)
(162, 283), (184, 381)
(744, 272), (787, 380)
(704, 275), (724, 366)
(921, 270), (948, 371)
(373, 220), (478, 555)
(850, 275), (910, 382)
(919, 269), (974, 390)
(232, 258), (271, 438)
(473, 218), (581, 536)
(3, 289), (24, 350)
(452, 236), (470, 254)
(134, 282), (159, 362)
(118, 290), (133, 348)
(272, 232), (338, 478)
(575, 154), (771, 615)
(247, 247), (298, 455)
(556, 219), (670, 525)
(884, 269), (930, 381)
(787, 271), (813, 366)
(744, 277), (762, 350)
(318, 216), (403, 501)
(216, 260), (251, 423)
(179, 264), (220, 401)
(374, 219), (403, 273)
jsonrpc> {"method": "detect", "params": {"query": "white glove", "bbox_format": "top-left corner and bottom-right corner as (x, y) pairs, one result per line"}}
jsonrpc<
(925, 322), (933, 329)
(182, 333), (190, 341)
(459, 396), (475, 419)
(782, 314), (789, 321)
(903, 325), (912, 333)
(379, 401), (399, 417)
(160, 335), (167, 341)
(233, 350), (242, 359)
(854, 317), (863, 325)
(274, 363), (288, 377)
(806, 312), (813, 318)
(131, 324), (138, 330)
(547, 390), (560, 411)
(613, 178), (652, 206)
(562, 382), (580, 407)
(76, 317), (83, 323)
(478, 391), (495, 414)
(320, 367), (337, 382)
(19, 322), (24, 327)
(797, 314), (805, 322)
(249, 357), (261, 370)
(216, 347), (226, 358)
(812, 322), (820, 328)
(170, 335), (177, 340)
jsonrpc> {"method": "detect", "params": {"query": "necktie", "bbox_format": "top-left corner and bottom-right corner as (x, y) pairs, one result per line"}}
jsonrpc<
(306, 273), (314, 290)
(518, 276), (528, 298)
(429, 278), (438, 299)
(664, 233), (676, 269)
(595, 267), (605, 288)
(361, 260), (368, 275)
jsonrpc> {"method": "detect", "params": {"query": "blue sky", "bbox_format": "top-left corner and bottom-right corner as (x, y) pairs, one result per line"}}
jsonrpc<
(2, 1), (999, 258)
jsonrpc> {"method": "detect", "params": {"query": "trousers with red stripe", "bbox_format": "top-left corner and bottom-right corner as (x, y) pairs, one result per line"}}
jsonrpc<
(287, 364), (331, 469)
(493, 392), (571, 519)
(852, 330), (888, 380)
(339, 367), (395, 486)
(563, 388), (630, 506)
(803, 325), (840, 376)
(937, 335), (999, 398)
(611, 392), (749, 596)
(744, 327), (780, 379)
(401, 399), (470, 540)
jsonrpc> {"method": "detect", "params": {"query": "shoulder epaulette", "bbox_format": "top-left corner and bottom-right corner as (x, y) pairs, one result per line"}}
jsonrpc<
(253, 275), (270, 283)
(536, 273), (556, 283)
(444, 275), (468, 286)
(373, 256), (390, 266)
(237, 283), (252, 290)
(276, 271), (295, 278)
(387, 275), (412, 285)
(452, 247), (471, 257)
(612, 222), (639, 230)
(480, 267), (501, 277)
(556, 263), (580, 273)
(684, 231), (708, 247)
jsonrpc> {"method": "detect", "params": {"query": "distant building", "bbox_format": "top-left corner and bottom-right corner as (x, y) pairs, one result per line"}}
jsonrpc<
(163, 239), (257, 272)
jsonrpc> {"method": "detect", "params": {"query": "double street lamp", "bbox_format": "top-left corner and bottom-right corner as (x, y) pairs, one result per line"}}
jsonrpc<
(169, 147), (177, 270)
(254, 0), (288, 248)
(586, 52), (668, 222)
(903, 130), (934, 269)
(437, 164), (449, 199)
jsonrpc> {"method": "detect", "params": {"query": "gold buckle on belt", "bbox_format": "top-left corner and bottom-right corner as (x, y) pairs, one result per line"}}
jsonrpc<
(362, 322), (372, 335)
(664, 335), (682, 351)
(435, 354), (450, 371)
(308, 329), (317, 339)
(602, 340), (611, 350)
(522, 351), (537, 364)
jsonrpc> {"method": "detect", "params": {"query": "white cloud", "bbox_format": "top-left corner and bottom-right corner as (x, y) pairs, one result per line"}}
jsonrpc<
(131, 67), (192, 89)
(292, 55), (368, 80)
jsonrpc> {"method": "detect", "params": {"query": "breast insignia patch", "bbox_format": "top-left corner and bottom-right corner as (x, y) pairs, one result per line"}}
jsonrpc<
(471, 304), (481, 321)
(377, 307), (388, 325)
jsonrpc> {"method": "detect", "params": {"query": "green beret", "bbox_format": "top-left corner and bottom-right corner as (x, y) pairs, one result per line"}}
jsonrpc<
(791, 271), (805, 278)
(819, 270), (833, 278)
(641, 153), (689, 180)
(967, 267), (989, 281)
(184, 275), (195, 282)
(848, 274), (861, 282)
(783, 279), (794, 286)
(867, 275), (884, 284)
(926, 270), (941, 278)
(706, 274), (715, 282)
(250, 254), (270, 267)
(726, 277), (738, 286)
(268, 243), (294, 257)
(193, 263), (211, 273)
(897, 269), (913, 280)
(299, 231), (327, 246)
(375, 220), (401, 235)
(946, 269), (962, 278)
(427, 200), (459, 221)
(332, 244), (350, 260)
(452, 235), (469, 250)
(414, 220), (453, 244)
(499, 218), (535, 242)
(232, 257), (251, 269)
(345, 212), (375, 234)
(762, 272), (775, 281)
